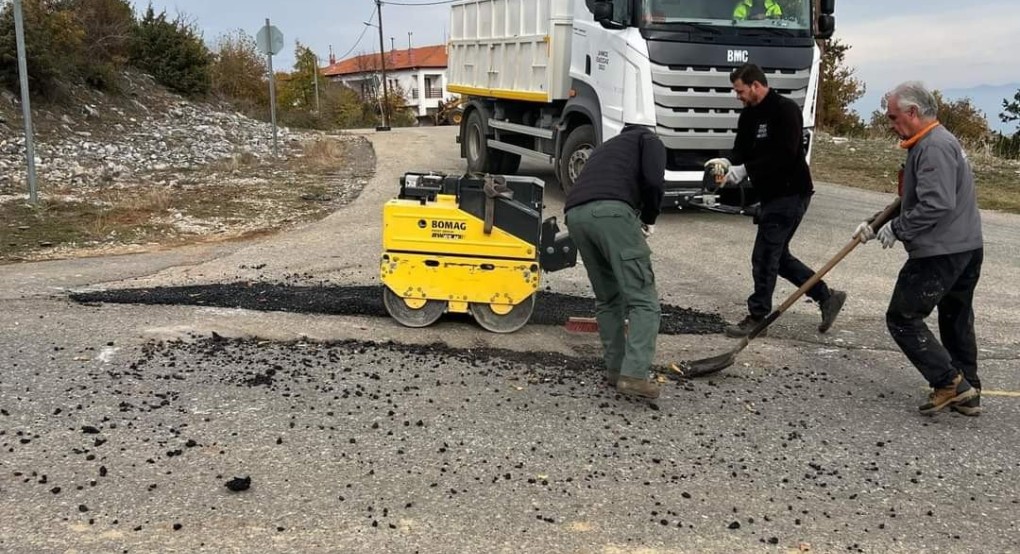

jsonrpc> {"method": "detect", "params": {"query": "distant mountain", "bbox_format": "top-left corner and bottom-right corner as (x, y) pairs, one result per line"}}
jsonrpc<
(942, 83), (1019, 134)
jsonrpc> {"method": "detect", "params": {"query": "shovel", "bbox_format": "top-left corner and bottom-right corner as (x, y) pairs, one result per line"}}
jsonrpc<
(674, 197), (902, 378)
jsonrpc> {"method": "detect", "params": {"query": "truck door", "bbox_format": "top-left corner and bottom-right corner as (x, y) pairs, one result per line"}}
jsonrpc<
(573, 0), (632, 138)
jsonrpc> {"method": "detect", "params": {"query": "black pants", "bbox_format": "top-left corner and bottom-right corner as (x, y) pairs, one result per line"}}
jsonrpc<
(886, 248), (983, 389)
(748, 194), (831, 317)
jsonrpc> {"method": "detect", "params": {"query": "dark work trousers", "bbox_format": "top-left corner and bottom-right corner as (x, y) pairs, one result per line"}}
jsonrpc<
(886, 248), (983, 389)
(748, 193), (831, 318)
(565, 200), (661, 380)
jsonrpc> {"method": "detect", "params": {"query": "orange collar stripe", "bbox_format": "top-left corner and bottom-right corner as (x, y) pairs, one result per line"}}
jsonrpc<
(899, 121), (941, 149)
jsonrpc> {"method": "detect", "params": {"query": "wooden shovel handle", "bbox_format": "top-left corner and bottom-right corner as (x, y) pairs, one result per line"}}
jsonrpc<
(775, 197), (901, 314)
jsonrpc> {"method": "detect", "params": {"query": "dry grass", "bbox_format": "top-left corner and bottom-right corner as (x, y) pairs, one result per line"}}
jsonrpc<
(0, 172), (354, 262)
(208, 151), (260, 172)
(292, 138), (348, 172)
(79, 188), (174, 238)
(813, 132), (1020, 213)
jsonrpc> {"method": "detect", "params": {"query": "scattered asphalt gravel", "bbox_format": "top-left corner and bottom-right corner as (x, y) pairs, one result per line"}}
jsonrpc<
(3, 334), (1015, 552)
(70, 284), (727, 335)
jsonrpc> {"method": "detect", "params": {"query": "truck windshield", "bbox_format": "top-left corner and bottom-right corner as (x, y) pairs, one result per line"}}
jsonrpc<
(641, 0), (812, 35)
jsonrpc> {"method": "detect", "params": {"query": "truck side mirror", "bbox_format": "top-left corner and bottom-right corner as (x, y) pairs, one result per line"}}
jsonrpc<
(815, 15), (835, 39)
(819, 0), (835, 15)
(591, 1), (614, 22)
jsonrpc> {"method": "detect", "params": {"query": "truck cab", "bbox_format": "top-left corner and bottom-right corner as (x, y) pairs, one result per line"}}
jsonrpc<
(449, 0), (835, 212)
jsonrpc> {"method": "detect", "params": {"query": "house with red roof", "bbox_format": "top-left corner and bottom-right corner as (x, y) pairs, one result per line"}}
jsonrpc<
(322, 44), (453, 123)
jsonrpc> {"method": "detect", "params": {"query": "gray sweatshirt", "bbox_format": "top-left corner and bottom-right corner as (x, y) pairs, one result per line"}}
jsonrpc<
(891, 125), (983, 259)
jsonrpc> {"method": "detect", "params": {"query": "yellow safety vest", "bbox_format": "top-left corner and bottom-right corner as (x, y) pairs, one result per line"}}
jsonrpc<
(733, 0), (783, 20)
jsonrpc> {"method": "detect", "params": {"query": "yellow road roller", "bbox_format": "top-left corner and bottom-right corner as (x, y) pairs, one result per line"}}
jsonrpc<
(381, 172), (576, 333)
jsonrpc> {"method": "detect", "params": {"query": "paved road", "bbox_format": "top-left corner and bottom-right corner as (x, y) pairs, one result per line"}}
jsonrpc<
(1, 126), (1017, 553)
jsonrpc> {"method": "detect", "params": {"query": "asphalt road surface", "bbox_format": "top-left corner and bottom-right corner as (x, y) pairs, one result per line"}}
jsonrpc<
(1, 127), (1017, 553)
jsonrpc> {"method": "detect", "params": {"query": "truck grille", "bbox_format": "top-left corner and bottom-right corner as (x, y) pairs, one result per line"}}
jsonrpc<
(650, 64), (811, 163)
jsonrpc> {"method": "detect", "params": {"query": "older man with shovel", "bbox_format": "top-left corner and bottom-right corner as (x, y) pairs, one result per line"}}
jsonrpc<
(856, 81), (984, 416)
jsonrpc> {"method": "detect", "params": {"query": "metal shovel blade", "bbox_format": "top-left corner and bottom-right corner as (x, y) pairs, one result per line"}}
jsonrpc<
(674, 197), (903, 380)
(678, 336), (749, 377)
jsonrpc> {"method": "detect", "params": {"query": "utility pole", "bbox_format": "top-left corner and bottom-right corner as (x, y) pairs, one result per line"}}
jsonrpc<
(375, 0), (391, 131)
(265, 18), (279, 156)
(312, 53), (320, 115)
(390, 37), (395, 52)
(13, 0), (38, 204)
(408, 31), (413, 51)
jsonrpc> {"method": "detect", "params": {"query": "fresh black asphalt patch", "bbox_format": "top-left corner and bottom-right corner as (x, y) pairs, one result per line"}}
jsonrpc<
(70, 284), (726, 335)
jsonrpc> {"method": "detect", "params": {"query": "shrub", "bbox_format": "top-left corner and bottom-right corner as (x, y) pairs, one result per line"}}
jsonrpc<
(210, 29), (268, 111)
(130, 5), (211, 96)
(69, 0), (135, 91)
(0, 0), (84, 99)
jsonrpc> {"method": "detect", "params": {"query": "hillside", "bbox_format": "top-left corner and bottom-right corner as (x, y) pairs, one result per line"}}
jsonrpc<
(0, 70), (374, 263)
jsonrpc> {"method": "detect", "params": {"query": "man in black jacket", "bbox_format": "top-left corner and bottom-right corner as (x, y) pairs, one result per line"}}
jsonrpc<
(717, 63), (846, 337)
(564, 125), (666, 399)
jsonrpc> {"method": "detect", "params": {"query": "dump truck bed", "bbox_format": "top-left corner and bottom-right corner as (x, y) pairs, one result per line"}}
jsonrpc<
(447, 0), (573, 103)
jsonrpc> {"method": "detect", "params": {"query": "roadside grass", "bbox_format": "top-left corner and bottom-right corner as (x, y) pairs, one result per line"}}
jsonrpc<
(813, 132), (1020, 213)
(289, 138), (349, 173)
(208, 151), (259, 173)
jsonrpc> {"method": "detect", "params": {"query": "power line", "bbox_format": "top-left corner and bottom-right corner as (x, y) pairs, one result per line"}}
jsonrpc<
(382, 0), (456, 6)
(336, 7), (377, 61)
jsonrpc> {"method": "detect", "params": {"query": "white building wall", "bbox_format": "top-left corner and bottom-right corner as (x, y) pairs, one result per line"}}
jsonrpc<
(329, 67), (453, 119)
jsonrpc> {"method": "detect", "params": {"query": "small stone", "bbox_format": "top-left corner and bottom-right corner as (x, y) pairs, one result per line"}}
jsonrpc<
(225, 476), (251, 492)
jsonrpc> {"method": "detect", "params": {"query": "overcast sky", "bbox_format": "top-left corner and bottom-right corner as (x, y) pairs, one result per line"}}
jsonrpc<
(132, 0), (1020, 118)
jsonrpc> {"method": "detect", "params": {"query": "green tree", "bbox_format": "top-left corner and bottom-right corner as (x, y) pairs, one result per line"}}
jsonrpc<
(1001, 89), (1020, 135)
(867, 91), (990, 144)
(817, 38), (866, 135)
(278, 42), (324, 112)
(867, 109), (892, 137)
(210, 29), (268, 109)
(0, 0), (84, 99)
(67, 0), (137, 90)
(382, 80), (415, 127)
(933, 91), (989, 143)
(130, 5), (211, 96)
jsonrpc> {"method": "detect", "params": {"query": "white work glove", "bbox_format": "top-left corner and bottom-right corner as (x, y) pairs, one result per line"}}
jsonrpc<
(704, 158), (731, 171)
(704, 158), (732, 188)
(877, 221), (897, 248)
(641, 224), (655, 238)
(854, 221), (876, 243)
(724, 164), (748, 185)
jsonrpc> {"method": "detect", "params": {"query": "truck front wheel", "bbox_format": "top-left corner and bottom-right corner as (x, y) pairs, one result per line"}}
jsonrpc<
(558, 124), (596, 195)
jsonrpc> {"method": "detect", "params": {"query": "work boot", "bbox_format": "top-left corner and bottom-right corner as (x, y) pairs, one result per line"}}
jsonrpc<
(818, 290), (847, 333)
(616, 376), (661, 399)
(919, 373), (976, 415)
(724, 315), (766, 338)
(951, 388), (982, 416)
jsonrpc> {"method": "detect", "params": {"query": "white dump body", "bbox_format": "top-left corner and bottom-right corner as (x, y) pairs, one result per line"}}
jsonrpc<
(447, 0), (573, 103)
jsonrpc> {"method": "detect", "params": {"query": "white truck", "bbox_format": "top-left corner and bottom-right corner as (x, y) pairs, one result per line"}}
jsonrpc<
(447, 0), (836, 212)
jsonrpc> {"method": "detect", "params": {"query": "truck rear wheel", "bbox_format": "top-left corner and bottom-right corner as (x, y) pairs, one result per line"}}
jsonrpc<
(465, 109), (520, 174)
(558, 124), (596, 195)
(465, 110), (492, 173)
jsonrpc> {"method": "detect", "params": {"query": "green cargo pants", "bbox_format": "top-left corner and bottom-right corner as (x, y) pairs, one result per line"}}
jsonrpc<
(565, 200), (661, 379)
